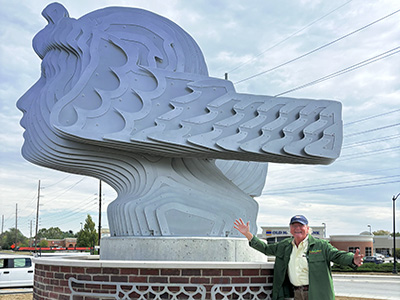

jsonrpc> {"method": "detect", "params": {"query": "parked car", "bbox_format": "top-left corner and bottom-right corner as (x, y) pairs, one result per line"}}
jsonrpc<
(363, 256), (384, 264)
(0, 254), (34, 287)
(373, 253), (385, 260)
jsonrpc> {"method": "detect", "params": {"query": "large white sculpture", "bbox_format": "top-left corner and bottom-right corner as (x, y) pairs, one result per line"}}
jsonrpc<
(17, 3), (342, 237)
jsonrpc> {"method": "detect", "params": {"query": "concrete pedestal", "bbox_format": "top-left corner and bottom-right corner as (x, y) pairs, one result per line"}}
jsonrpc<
(100, 237), (269, 262)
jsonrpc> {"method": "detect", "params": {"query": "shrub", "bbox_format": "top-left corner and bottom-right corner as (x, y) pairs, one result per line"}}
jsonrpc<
(332, 262), (394, 273)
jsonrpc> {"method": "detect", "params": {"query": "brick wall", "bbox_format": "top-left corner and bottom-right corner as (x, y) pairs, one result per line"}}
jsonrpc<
(330, 240), (373, 256)
(33, 261), (273, 300)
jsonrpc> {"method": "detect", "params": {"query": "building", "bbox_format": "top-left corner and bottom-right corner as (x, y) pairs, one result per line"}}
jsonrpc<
(373, 235), (400, 256)
(329, 233), (373, 256)
(41, 238), (77, 248)
(258, 224), (399, 257)
(330, 233), (400, 257)
(101, 228), (110, 238)
(258, 225), (326, 243)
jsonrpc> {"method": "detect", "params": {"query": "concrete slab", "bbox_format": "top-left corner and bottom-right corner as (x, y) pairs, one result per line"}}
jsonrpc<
(99, 236), (269, 262)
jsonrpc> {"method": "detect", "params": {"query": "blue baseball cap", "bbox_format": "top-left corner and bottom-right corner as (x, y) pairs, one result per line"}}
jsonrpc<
(290, 215), (308, 225)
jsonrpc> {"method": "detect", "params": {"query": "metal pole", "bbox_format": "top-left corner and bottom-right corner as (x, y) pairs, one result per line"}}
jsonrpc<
(15, 203), (18, 248)
(34, 180), (41, 252)
(30, 220), (32, 247)
(98, 180), (102, 246)
(393, 193), (399, 274)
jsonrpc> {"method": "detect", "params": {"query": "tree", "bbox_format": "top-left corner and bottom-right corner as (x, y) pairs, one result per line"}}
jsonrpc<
(36, 227), (77, 240)
(76, 214), (98, 247)
(39, 239), (48, 247)
(36, 227), (64, 239)
(62, 230), (77, 238)
(0, 228), (28, 249)
(373, 230), (390, 236)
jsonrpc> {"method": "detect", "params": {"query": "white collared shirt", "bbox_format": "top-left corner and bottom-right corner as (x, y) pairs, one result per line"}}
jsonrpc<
(288, 236), (309, 287)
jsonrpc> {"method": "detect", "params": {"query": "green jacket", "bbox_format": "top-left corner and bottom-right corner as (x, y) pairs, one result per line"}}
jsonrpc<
(250, 234), (356, 300)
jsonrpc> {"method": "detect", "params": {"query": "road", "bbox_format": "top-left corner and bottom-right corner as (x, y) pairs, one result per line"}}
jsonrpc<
(333, 274), (400, 300)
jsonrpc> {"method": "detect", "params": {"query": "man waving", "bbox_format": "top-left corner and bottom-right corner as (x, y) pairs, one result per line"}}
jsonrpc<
(234, 215), (363, 300)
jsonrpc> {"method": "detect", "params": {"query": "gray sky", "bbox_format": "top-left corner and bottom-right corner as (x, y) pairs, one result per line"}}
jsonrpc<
(1, 0), (399, 238)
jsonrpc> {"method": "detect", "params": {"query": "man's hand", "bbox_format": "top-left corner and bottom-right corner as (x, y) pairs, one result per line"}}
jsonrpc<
(234, 218), (253, 241)
(353, 248), (364, 267)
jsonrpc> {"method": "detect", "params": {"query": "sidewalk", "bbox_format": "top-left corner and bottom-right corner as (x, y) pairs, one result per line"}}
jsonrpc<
(0, 288), (32, 295)
(0, 289), (32, 300)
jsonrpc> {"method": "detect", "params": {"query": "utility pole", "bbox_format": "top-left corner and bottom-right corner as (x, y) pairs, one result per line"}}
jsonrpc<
(30, 220), (33, 247)
(15, 203), (18, 247)
(393, 193), (399, 274)
(34, 180), (41, 251)
(1, 215), (4, 234)
(98, 180), (102, 246)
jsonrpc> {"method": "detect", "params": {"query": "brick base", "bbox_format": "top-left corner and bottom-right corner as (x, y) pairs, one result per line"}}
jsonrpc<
(33, 257), (274, 299)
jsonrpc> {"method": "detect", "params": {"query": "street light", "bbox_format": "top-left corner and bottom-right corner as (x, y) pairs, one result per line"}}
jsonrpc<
(367, 224), (371, 234)
(322, 223), (326, 238)
(393, 193), (399, 274)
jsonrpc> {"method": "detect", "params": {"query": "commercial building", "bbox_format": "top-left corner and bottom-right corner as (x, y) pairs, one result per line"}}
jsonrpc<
(40, 238), (77, 248)
(373, 235), (400, 257)
(329, 234), (373, 256)
(258, 225), (326, 243)
(258, 225), (399, 257)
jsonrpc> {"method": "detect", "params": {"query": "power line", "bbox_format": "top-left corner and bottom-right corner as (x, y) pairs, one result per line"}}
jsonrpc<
(267, 166), (400, 189)
(262, 174), (400, 195)
(42, 209), (95, 229)
(262, 179), (399, 195)
(39, 202), (96, 222)
(338, 145), (400, 159)
(43, 175), (71, 189)
(267, 146), (399, 186)
(234, 8), (400, 85)
(45, 208), (103, 231)
(344, 108), (400, 126)
(41, 178), (86, 205)
(273, 46), (400, 97)
(344, 122), (400, 138)
(332, 146), (398, 163)
(39, 194), (98, 222)
(227, 0), (353, 74)
(342, 134), (400, 149)
(38, 193), (108, 230)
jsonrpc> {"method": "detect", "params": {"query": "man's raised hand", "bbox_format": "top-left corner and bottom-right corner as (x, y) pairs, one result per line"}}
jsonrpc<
(234, 218), (253, 241)
(353, 248), (364, 267)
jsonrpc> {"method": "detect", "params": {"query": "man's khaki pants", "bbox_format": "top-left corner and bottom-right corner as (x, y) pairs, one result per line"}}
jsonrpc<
(294, 289), (308, 300)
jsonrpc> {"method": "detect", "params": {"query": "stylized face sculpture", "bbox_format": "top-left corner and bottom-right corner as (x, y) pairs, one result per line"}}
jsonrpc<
(16, 3), (343, 240)
(17, 2), (208, 172)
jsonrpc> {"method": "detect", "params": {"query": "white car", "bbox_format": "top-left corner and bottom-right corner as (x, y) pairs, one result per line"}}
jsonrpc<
(374, 253), (385, 259)
(0, 254), (34, 287)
